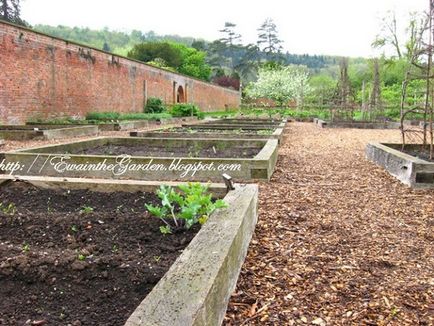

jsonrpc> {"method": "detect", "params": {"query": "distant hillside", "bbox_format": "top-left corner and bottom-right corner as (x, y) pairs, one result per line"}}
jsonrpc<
(34, 24), (197, 56)
(33, 24), (341, 70)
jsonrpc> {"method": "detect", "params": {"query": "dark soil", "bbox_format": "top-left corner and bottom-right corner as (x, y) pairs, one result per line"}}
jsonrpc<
(74, 144), (261, 158)
(0, 182), (199, 326)
(401, 148), (434, 162)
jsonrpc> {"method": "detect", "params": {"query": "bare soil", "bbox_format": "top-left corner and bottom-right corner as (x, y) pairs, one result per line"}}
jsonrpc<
(224, 123), (434, 326)
(74, 143), (261, 158)
(157, 127), (274, 135)
(0, 182), (198, 325)
(401, 148), (434, 162)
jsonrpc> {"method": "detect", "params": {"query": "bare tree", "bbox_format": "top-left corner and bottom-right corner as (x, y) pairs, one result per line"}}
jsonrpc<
(400, 0), (434, 159)
(369, 58), (383, 120)
(372, 11), (402, 59)
(373, 10), (426, 61)
(332, 58), (354, 121)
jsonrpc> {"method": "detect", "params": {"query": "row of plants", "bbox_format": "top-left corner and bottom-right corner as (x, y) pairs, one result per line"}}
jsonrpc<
(26, 97), (205, 124)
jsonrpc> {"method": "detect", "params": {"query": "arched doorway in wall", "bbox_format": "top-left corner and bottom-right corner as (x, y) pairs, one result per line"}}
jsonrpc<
(177, 85), (185, 103)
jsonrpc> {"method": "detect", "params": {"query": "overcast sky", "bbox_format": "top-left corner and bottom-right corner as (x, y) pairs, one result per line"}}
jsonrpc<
(21, 0), (427, 57)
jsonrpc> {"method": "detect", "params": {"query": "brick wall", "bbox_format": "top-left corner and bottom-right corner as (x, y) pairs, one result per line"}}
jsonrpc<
(0, 21), (240, 125)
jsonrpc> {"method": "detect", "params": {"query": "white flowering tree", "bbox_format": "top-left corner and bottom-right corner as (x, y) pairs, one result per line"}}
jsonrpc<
(246, 65), (311, 107)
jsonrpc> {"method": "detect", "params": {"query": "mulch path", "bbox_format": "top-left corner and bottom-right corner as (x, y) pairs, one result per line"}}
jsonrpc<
(224, 122), (434, 326)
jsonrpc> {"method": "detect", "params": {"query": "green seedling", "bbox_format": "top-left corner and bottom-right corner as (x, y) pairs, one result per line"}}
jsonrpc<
(80, 206), (94, 214)
(22, 243), (30, 253)
(145, 182), (228, 234)
(153, 255), (161, 263)
(71, 225), (78, 233)
(47, 197), (52, 212)
(159, 225), (172, 234)
(0, 202), (17, 216)
(112, 244), (119, 253)
(78, 254), (86, 261)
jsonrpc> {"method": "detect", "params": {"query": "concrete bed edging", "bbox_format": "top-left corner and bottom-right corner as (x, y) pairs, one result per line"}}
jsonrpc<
(1, 136), (279, 181)
(366, 142), (434, 188)
(202, 119), (284, 126)
(125, 183), (258, 326)
(130, 127), (284, 143)
(315, 119), (400, 129)
(0, 125), (99, 140)
(26, 117), (198, 132)
(42, 125), (99, 140)
(181, 123), (285, 130)
(0, 176), (258, 326)
(0, 175), (228, 197)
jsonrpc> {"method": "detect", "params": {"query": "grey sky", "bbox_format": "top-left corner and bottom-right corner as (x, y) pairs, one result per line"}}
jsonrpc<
(21, 0), (427, 57)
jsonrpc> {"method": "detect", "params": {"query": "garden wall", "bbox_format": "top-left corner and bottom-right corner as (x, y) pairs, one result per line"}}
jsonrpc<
(0, 21), (240, 125)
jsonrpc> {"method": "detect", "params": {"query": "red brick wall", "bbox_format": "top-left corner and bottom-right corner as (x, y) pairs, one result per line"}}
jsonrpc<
(0, 21), (240, 125)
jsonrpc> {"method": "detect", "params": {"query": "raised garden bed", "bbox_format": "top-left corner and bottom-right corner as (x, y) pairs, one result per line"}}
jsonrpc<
(182, 122), (285, 130)
(0, 176), (258, 326)
(202, 118), (284, 126)
(314, 118), (400, 129)
(26, 117), (198, 132)
(366, 142), (434, 188)
(2, 137), (279, 181)
(0, 125), (98, 140)
(130, 126), (285, 143)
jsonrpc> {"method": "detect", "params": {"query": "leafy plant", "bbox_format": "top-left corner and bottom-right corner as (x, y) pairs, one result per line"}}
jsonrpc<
(145, 183), (228, 234)
(80, 206), (94, 214)
(144, 97), (166, 113)
(0, 202), (16, 216)
(170, 103), (201, 117)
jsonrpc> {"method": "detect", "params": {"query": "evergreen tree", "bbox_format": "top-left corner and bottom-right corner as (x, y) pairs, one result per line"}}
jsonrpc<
(257, 18), (284, 58)
(102, 42), (111, 52)
(0, 0), (26, 26)
(218, 22), (242, 47)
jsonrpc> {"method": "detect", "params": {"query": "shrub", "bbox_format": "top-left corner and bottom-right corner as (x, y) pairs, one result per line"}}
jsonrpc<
(145, 183), (227, 234)
(170, 103), (200, 117)
(144, 97), (166, 113)
(85, 112), (120, 121)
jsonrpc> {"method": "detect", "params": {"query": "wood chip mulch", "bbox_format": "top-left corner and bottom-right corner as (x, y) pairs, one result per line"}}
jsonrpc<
(224, 122), (434, 326)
